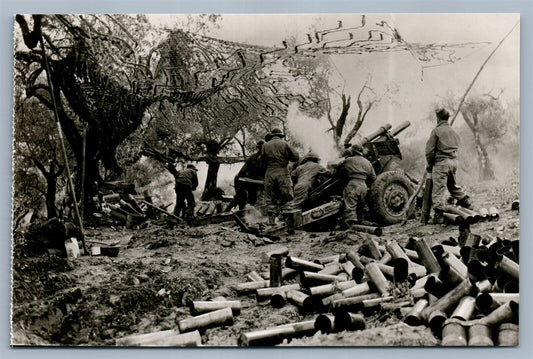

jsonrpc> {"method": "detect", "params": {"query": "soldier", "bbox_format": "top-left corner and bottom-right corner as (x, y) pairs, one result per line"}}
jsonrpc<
(225, 140), (266, 212)
(337, 143), (376, 226)
(261, 128), (300, 225)
(291, 151), (330, 209)
(426, 108), (472, 223)
(174, 164), (199, 219)
(342, 142), (353, 157)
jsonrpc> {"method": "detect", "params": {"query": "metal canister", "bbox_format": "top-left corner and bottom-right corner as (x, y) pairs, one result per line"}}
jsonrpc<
(428, 310), (447, 336)
(269, 254), (283, 287)
(334, 312), (366, 331)
(314, 314), (336, 333)
(468, 323), (494, 346)
(497, 323), (519, 346)
(404, 299), (428, 327)
(451, 296), (476, 321)
(365, 262), (390, 296)
(441, 320), (467, 346)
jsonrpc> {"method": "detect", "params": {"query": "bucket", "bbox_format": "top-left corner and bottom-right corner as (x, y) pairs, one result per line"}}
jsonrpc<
(101, 246), (120, 257)
(64, 238), (80, 258)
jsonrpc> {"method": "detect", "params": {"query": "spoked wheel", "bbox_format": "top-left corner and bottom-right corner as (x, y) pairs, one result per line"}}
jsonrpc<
(368, 171), (414, 225)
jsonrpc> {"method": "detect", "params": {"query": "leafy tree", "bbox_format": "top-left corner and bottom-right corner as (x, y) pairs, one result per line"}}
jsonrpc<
(440, 90), (512, 181)
(14, 15), (226, 197)
(459, 92), (510, 180)
(134, 28), (294, 199)
(13, 92), (73, 219)
(15, 15), (300, 203)
(14, 13), (471, 212)
(15, 15), (160, 202)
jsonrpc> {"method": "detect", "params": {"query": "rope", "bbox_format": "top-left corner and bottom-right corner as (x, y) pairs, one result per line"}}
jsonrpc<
(450, 21), (519, 126)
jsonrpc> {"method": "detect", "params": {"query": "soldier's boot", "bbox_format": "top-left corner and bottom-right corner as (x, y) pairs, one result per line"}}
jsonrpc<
(346, 219), (359, 228)
(428, 210), (444, 224)
(456, 195), (473, 210)
(267, 213), (277, 226)
(185, 206), (196, 220)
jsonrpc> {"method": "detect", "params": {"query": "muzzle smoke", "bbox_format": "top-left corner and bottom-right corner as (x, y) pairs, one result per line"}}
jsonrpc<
(285, 102), (342, 165)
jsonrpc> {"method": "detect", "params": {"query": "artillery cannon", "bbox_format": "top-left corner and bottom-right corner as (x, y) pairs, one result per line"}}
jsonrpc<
(306, 121), (415, 226)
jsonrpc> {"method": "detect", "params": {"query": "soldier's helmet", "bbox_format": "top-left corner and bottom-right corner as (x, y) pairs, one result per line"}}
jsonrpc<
(351, 143), (364, 156)
(342, 146), (352, 157)
(436, 108), (450, 121)
(305, 151), (320, 162)
(269, 128), (285, 138)
(186, 164), (198, 171)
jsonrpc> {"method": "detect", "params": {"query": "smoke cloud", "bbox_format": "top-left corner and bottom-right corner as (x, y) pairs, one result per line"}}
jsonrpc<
(285, 102), (341, 164)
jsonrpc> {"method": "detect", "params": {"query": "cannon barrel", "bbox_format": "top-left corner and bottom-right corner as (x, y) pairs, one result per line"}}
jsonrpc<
(360, 124), (393, 145)
(391, 121), (411, 136)
(376, 121), (411, 141)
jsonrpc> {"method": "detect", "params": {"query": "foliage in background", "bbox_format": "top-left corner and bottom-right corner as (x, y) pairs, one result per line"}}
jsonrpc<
(403, 96), (519, 187)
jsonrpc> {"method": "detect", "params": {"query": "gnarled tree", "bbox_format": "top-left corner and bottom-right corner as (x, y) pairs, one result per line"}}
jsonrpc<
(14, 14), (488, 211)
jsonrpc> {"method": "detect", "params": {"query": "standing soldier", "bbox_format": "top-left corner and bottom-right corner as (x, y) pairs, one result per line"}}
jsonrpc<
(225, 140), (266, 212)
(426, 108), (472, 223)
(261, 128), (300, 225)
(174, 164), (199, 219)
(291, 151), (330, 209)
(338, 143), (376, 227)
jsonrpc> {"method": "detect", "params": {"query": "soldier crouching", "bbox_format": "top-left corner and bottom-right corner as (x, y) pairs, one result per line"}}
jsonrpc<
(338, 143), (376, 227)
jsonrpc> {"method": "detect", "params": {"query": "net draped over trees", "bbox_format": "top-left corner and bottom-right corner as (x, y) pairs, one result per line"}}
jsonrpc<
(14, 14), (490, 215)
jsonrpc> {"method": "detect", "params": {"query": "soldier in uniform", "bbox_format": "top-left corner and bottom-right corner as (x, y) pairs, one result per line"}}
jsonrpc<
(174, 164), (199, 219)
(337, 143), (376, 226)
(225, 140), (266, 212)
(291, 151), (330, 209)
(426, 108), (472, 223)
(260, 128), (300, 225)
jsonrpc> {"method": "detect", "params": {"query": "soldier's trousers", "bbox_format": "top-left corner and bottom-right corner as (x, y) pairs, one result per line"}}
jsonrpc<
(226, 181), (260, 212)
(431, 158), (467, 212)
(293, 181), (312, 209)
(174, 183), (195, 218)
(264, 167), (293, 215)
(343, 179), (368, 223)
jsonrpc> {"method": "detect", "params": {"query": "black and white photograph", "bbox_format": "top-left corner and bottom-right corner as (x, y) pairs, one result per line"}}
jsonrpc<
(11, 13), (520, 347)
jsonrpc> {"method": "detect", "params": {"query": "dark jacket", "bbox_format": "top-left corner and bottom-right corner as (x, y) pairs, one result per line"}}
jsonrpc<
(339, 154), (376, 187)
(425, 120), (461, 168)
(260, 137), (299, 169)
(176, 168), (198, 190)
(236, 152), (266, 180)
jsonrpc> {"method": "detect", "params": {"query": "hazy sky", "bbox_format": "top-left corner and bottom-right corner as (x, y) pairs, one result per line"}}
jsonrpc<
(146, 13), (520, 190)
(148, 13), (519, 135)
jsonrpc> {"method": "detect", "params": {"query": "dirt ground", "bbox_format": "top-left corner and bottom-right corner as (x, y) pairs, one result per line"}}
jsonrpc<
(10, 181), (519, 347)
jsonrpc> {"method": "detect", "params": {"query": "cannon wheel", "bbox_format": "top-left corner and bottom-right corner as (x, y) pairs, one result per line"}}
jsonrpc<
(368, 171), (414, 225)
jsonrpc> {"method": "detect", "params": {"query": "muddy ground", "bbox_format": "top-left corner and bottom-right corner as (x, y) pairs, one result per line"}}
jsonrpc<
(10, 181), (519, 347)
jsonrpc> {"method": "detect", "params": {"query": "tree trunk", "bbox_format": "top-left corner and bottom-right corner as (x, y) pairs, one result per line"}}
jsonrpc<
(473, 131), (494, 181)
(461, 110), (495, 181)
(45, 175), (58, 219)
(334, 94), (351, 143)
(32, 159), (60, 219)
(202, 159), (221, 200)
